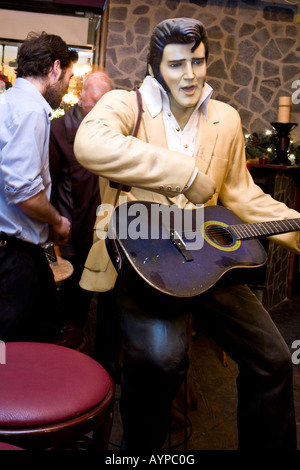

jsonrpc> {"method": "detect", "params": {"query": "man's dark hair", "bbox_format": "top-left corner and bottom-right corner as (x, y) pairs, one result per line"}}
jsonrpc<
(147, 18), (209, 92)
(16, 31), (78, 78)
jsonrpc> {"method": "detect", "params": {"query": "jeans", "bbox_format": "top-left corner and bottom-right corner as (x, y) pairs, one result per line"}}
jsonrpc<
(117, 281), (296, 450)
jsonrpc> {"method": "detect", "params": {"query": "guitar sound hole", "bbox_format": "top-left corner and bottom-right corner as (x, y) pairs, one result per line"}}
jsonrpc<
(207, 225), (234, 246)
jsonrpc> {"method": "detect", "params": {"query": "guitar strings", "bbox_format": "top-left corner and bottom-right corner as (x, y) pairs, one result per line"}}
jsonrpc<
(181, 221), (300, 239)
(180, 227), (233, 236)
(169, 216), (300, 241)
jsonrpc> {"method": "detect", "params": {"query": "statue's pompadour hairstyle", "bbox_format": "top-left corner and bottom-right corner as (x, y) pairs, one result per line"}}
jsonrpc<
(147, 18), (209, 92)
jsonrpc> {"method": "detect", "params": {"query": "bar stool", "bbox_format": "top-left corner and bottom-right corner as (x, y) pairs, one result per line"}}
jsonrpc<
(0, 442), (23, 450)
(0, 342), (114, 450)
(168, 372), (189, 450)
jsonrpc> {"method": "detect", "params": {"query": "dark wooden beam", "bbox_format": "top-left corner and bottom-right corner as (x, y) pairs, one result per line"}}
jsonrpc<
(0, 1), (105, 16)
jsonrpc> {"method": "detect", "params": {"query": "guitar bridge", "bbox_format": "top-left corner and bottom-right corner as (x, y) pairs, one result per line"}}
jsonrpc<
(170, 229), (194, 262)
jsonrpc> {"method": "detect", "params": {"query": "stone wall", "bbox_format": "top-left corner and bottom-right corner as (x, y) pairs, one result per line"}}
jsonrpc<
(104, 0), (300, 143)
(262, 168), (299, 309)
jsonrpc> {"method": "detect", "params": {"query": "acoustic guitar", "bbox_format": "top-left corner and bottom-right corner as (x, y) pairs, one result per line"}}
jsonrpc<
(106, 201), (300, 297)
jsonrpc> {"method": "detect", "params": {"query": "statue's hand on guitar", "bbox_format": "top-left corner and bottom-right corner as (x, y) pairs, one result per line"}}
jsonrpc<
(184, 171), (216, 205)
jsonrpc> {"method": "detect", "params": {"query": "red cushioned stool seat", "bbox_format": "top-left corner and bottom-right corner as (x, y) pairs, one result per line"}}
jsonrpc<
(0, 442), (23, 450)
(0, 342), (114, 450)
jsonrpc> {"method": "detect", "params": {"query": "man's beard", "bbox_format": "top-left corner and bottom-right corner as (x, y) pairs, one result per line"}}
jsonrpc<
(44, 80), (68, 110)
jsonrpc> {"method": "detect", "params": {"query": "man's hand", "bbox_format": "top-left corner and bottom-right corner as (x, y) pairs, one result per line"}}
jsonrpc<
(51, 216), (71, 245)
(17, 191), (71, 244)
(185, 171), (216, 205)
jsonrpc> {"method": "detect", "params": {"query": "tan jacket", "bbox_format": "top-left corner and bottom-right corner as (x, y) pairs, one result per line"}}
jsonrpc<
(74, 88), (300, 292)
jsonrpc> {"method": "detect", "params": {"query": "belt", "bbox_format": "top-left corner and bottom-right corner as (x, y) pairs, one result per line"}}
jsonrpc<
(0, 233), (8, 247)
(0, 233), (34, 249)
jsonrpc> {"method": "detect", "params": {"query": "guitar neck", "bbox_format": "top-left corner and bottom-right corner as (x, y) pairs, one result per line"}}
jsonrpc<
(230, 218), (300, 240)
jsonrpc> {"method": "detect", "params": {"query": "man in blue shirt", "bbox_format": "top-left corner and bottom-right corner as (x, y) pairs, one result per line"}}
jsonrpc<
(0, 32), (80, 345)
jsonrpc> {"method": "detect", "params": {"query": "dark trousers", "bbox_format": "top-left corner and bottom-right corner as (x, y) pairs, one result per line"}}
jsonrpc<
(94, 286), (122, 381)
(57, 253), (93, 329)
(0, 234), (65, 342)
(117, 281), (296, 450)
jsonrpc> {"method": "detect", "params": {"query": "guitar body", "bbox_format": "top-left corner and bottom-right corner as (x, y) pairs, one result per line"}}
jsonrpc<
(106, 201), (268, 297)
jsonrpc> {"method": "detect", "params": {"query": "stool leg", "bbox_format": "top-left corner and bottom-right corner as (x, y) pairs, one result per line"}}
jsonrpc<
(92, 408), (114, 450)
(168, 372), (189, 450)
(184, 372), (188, 450)
(222, 350), (228, 367)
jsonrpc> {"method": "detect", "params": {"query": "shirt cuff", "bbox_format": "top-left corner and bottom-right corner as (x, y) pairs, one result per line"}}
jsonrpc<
(183, 167), (198, 192)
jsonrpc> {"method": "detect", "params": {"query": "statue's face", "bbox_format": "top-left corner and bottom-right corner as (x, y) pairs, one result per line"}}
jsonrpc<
(159, 41), (206, 118)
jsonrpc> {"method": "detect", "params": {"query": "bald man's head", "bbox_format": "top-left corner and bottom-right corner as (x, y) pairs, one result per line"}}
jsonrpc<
(78, 70), (113, 117)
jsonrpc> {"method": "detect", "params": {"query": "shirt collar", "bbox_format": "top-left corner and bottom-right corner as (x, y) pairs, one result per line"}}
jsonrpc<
(139, 75), (213, 120)
(14, 77), (53, 117)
